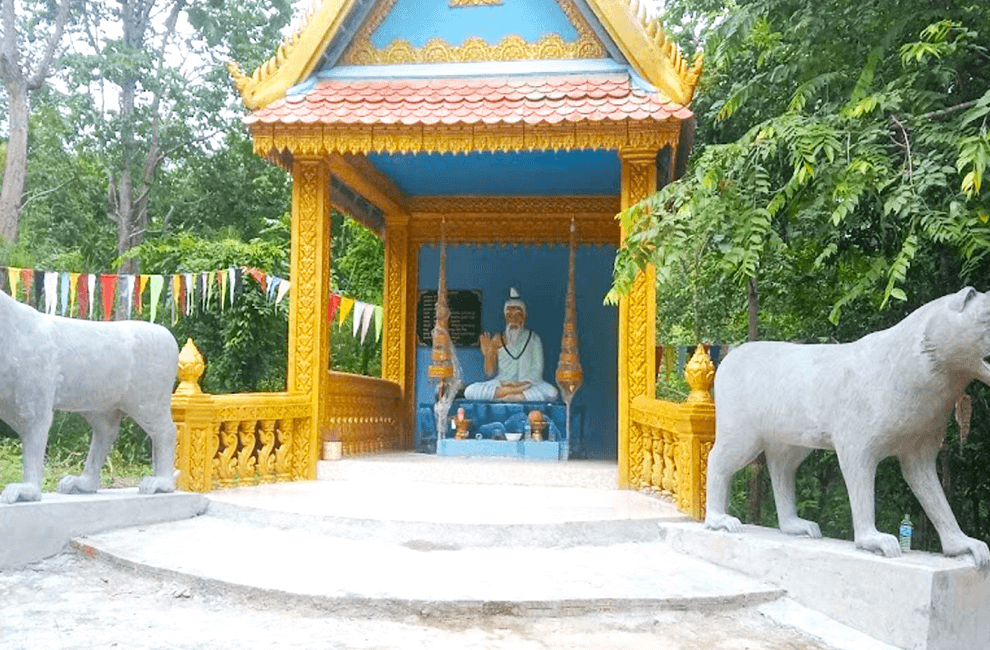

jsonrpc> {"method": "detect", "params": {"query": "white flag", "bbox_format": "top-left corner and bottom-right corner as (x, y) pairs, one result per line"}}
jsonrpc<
(44, 271), (58, 315)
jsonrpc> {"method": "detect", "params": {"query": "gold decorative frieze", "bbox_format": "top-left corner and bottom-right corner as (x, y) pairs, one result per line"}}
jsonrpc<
(341, 0), (606, 65)
(410, 195), (619, 215)
(251, 119), (679, 160)
(408, 210), (619, 246)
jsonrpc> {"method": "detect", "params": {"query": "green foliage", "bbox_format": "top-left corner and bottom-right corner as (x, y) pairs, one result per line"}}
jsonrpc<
(617, 1), (990, 328)
(0, 414), (153, 494)
(329, 212), (385, 376)
(632, 0), (990, 549)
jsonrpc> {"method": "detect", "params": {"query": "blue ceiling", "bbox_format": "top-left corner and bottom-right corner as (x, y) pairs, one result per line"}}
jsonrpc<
(366, 150), (621, 196)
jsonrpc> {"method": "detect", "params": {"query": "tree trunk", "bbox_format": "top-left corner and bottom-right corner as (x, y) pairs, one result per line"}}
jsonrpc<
(0, 0), (71, 243)
(745, 276), (765, 524)
(748, 277), (759, 342)
(0, 82), (28, 242)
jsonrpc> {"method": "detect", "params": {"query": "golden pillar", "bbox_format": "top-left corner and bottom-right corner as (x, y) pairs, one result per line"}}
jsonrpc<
(617, 148), (659, 488)
(287, 157), (333, 479)
(383, 212), (416, 448)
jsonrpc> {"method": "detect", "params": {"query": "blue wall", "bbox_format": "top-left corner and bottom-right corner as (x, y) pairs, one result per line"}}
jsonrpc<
(367, 151), (621, 197)
(372, 0), (579, 49)
(416, 243), (617, 459)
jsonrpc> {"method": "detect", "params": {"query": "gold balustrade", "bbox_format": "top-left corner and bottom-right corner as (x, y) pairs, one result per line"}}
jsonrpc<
(171, 339), (402, 492)
(325, 371), (402, 456)
(628, 344), (716, 520)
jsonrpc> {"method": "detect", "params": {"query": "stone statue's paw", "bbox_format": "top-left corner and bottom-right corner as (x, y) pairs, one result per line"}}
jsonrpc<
(856, 532), (901, 558)
(1, 482), (42, 504)
(941, 535), (990, 568)
(138, 475), (176, 495)
(704, 513), (742, 533)
(779, 517), (822, 538)
(57, 474), (98, 495)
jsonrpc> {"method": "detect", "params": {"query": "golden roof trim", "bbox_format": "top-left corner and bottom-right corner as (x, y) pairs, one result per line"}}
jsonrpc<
(231, 0), (703, 111)
(582, 0), (702, 106)
(229, 0), (361, 111)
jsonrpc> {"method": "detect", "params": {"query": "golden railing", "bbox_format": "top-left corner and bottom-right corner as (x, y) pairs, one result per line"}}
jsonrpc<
(325, 371), (402, 456)
(171, 340), (402, 492)
(628, 344), (716, 520)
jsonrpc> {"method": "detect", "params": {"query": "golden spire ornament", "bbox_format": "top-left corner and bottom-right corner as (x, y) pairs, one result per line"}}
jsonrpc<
(428, 218), (461, 443)
(556, 218), (584, 451)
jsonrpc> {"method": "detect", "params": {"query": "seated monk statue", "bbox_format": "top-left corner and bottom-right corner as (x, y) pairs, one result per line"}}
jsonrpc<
(464, 289), (559, 402)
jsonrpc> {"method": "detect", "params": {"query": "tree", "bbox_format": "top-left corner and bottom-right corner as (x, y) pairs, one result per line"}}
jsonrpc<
(0, 0), (72, 243)
(60, 0), (292, 272)
(613, 0), (990, 330)
(611, 0), (990, 548)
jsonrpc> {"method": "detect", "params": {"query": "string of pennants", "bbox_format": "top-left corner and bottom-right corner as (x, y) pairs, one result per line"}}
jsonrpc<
(0, 265), (384, 343)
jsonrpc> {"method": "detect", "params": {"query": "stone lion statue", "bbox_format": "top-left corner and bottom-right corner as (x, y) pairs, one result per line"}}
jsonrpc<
(705, 287), (990, 567)
(0, 289), (179, 504)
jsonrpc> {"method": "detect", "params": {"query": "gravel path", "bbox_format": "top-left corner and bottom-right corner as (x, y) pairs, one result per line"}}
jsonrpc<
(0, 551), (840, 650)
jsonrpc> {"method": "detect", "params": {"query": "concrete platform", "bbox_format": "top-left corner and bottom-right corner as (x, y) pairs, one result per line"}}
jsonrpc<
(72, 479), (784, 619)
(660, 521), (990, 650)
(315, 452), (617, 488)
(0, 490), (207, 569)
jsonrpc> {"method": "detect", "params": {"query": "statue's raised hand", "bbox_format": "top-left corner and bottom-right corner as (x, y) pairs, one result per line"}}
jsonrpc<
(479, 332), (503, 376)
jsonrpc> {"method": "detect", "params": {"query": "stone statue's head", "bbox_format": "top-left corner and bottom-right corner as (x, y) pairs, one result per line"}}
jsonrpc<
(504, 288), (526, 332)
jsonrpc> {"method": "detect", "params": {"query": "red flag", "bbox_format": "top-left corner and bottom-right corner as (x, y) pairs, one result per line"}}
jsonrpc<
(245, 267), (267, 292)
(77, 274), (89, 319)
(100, 274), (117, 321)
(328, 293), (341, 322)
(19, 268), (33, 304)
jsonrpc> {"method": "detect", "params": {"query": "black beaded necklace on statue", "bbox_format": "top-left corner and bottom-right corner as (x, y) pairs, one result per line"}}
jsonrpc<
(502, 330), (532, 361)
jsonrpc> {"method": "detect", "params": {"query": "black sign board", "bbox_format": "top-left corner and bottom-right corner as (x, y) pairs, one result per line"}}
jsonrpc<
(417, 290), (483, 347)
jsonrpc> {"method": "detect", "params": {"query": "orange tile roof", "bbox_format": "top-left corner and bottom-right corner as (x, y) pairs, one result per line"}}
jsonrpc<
(244, 73), (693, 126)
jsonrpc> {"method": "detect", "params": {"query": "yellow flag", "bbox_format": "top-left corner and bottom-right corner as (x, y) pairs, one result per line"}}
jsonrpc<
(338, 296), (354, 325)
(70, 273), (80, 316)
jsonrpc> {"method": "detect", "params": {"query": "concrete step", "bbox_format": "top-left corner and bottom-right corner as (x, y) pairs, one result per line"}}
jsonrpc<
(203, 479), (691, 548)
(1, 490), (207, 569)
(72, 512), (786, 620)
(315, 452), (617, 489)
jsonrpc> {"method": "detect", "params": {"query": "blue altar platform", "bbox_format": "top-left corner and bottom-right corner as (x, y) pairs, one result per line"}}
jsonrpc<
(416, 400), (585, 460)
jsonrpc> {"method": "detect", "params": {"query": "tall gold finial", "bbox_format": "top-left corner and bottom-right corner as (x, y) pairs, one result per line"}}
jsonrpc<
(428, 218), (454, 383)
(556, 218), (584, 400)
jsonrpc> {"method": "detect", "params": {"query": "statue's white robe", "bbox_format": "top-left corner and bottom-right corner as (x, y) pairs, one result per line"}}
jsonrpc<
(464, 329), (558, 401)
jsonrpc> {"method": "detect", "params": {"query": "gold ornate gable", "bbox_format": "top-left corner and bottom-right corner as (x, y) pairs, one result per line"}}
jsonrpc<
(339, 0), (607, 65)
(229, 0), (703, 112)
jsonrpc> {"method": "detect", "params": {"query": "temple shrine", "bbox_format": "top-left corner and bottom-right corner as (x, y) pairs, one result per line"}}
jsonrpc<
(173, 0), (715, 515)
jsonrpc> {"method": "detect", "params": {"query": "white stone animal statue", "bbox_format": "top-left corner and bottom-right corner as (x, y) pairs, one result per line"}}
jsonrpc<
(0, 288), (179, 504)
(705, 287), (990, 567)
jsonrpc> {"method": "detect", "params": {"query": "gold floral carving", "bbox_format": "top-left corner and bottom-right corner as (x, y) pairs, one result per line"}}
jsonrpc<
(252, 122), (680, 160)
(289, 162), (320, 397)
(383, 218), (409, 386)
(341, 0), (605, 65)
(617, 151), (657, 488)
(216, 421), (239, 488)
(258, 419), (277, 482)
(236, 420), (258, 483)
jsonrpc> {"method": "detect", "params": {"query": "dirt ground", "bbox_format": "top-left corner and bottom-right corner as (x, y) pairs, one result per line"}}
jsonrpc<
(0, 551), (846, 650)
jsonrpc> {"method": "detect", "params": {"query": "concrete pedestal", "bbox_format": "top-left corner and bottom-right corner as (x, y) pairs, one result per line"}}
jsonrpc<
(659, 522), (989, 650)
(1, 489), (207, 569)
(437, 439), (567, 460)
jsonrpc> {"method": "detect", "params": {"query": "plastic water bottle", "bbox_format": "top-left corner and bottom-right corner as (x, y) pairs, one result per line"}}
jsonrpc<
(899, 514), (913, 552)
